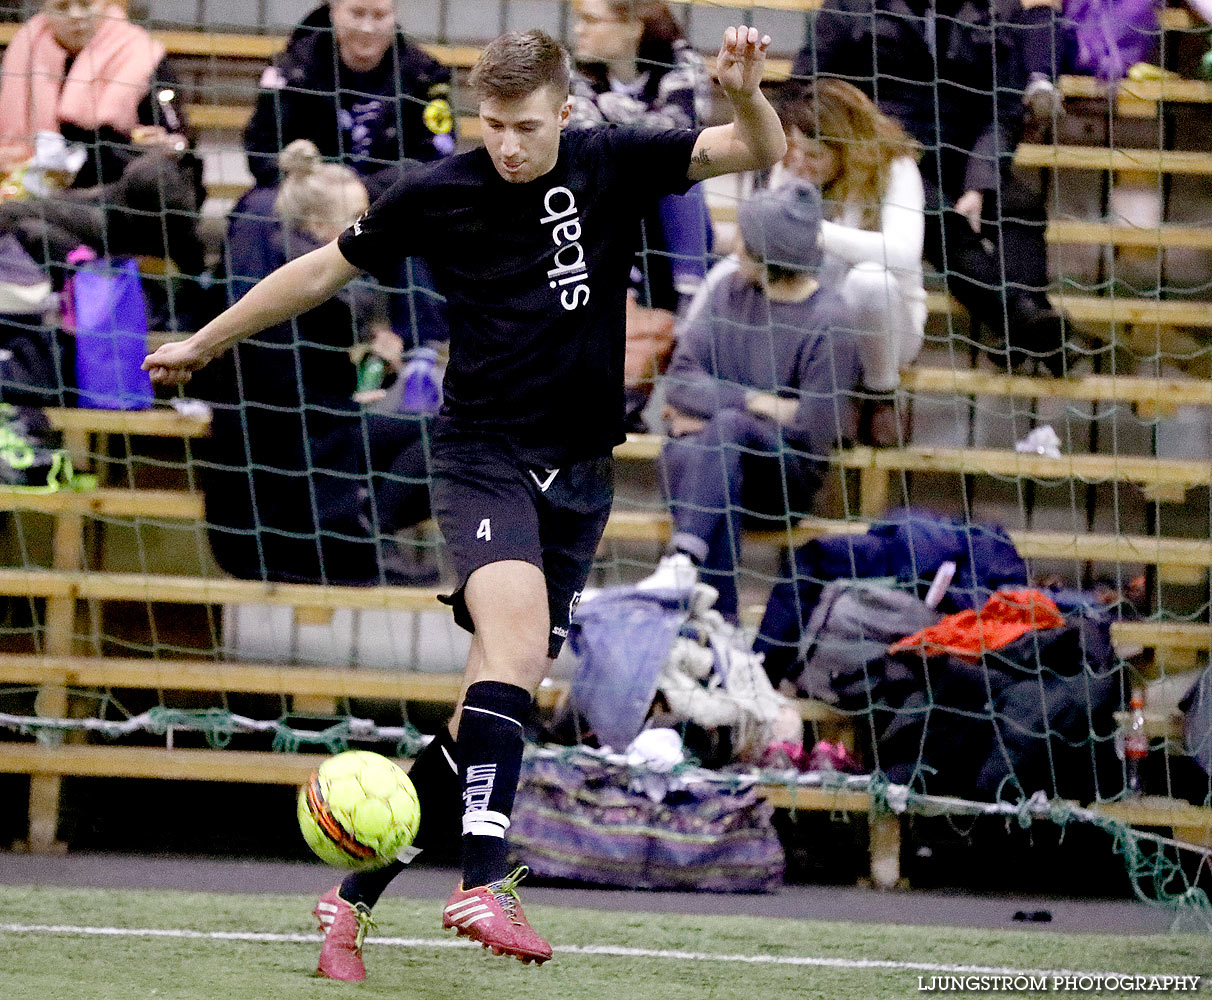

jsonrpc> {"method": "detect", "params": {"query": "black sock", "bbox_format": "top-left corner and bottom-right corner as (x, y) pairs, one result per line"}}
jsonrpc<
(339, 727), (460, 909)
(457, 680), (532, 889)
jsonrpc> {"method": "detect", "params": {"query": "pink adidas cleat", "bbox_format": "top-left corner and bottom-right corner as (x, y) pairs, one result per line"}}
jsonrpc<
(312, 887), (375, 981)
(442, 866), (552, 966)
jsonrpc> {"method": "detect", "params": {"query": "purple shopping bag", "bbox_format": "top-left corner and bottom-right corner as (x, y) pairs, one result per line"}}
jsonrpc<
(72, 257), (153, 410)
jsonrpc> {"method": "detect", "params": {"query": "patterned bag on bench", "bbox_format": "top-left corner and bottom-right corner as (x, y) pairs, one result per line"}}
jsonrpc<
(510, 751), (784, 892)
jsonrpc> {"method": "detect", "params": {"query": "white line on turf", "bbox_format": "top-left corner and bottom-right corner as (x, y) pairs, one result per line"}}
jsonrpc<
(0, 922), (1136, 979)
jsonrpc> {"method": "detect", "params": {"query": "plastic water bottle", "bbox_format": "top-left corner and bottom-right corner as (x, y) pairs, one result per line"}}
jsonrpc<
(357, 354), (385, 395)
(1124, 691), (1148, 797)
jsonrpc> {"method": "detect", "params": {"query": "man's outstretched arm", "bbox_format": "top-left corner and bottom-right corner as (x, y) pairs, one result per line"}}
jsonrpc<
(142, 240), (362, 386)
(687, 25), (787, 182)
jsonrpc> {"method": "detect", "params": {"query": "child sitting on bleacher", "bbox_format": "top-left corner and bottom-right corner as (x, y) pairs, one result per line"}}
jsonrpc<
(196, 139), (437, 586)
(644, 180), (862, 619)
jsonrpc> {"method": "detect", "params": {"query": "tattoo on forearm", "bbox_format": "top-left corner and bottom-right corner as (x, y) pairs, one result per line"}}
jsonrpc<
(691, 148), (711, 167)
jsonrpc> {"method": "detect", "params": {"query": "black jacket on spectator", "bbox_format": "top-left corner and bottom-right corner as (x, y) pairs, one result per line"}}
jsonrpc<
(243, 6), (452, 186)
(62, 56), (193, 189)
(793, 0), (1028, 193)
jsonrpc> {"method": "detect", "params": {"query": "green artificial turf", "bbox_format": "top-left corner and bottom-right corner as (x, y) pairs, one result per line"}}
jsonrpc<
(0, 886), (1207, 1000)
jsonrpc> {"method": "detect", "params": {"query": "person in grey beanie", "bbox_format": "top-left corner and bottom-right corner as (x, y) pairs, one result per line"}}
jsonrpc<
(639, 179), (863, 618)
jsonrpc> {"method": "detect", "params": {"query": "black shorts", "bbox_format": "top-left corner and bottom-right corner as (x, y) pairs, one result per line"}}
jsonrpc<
(430, 428), (614, 659)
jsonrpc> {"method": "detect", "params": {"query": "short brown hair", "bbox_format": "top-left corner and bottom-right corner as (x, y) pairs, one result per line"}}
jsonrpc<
(469, 29), (571, 103)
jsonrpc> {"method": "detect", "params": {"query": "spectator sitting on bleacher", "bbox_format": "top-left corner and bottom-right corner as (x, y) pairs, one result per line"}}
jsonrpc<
(567, 1), (714, 429)
(642, 180), (862, 619)
(243, 0), (454, 188)
(569, 0), (710, 130)
(794, 0), (1076, 376)
(0, 0), (192, 188)
(0, 146), (204, 309)
(776, 79), (925, 446)
(196, 140), (437, 585)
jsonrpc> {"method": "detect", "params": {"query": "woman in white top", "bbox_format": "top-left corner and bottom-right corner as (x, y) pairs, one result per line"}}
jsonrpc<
(777, 79), (926, 443)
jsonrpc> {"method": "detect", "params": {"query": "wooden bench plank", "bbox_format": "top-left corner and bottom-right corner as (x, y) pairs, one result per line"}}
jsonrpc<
(571, 287), (1203, 329)
(758, 783), (874, 811)
(1060, 74), (1212, 104)
(605, 509), (1212, 570)
(186, 84), (1212, 135)
(0, 741), (898, 883)
(1091, 797), (1212, 830)
(834, 445), (1212, 488)
(0, 744), (324, 783)
(924, 291), (1212, 327)
(1046, 220), (1212, 250)
(1114, 708), (1185, 742)
(0, 569), (443, 612)
(1012, 531), (1212, 569)
(0, 743), (874, 814)
(6, 743), (1203, 874)
(618, 435), (1212, 490)
(0, 653), (558, 706)
(0, 566), (1203, 652)
(1016, 145), (1212, 175)
(0, 653), (842, 723)
(0, 743), (864, 809)
(45, 408), (211, 438)
(709, 204), (1212, 252)
(0, 488), (204, 519)
(1112, 620), (1212, 651)
(902, 367), (1212, 406)
(1055, 295), (1212, 327)
(187, 103), (251, 129)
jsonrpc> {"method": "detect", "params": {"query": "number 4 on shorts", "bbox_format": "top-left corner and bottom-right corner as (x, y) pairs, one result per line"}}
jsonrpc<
(477, 518), (492, 542)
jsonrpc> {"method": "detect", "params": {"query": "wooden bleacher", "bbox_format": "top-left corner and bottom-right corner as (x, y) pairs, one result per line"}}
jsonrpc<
(3, 11), (1211, 870)
(4, 399), (1209, 870)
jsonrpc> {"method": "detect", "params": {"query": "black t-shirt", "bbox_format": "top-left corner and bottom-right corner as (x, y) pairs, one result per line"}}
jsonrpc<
(337, 124), (701, 463)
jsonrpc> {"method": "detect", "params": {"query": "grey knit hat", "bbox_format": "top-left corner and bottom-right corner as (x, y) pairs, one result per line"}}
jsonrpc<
(737, 179), (824, 270)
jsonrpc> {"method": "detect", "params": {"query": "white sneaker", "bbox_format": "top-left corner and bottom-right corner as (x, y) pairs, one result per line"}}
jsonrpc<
(636, 553), (699, 592)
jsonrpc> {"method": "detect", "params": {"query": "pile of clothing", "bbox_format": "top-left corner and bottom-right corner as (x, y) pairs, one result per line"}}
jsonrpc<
(759, 509), (1126, 803)
(567, 582), (800, 768)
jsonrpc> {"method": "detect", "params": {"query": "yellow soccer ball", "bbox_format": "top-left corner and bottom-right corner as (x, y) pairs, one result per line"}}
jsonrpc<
(297, 750), (421, 870)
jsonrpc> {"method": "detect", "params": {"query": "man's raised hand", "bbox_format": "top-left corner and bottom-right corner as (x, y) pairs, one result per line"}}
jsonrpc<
(716, 25), (771, 101)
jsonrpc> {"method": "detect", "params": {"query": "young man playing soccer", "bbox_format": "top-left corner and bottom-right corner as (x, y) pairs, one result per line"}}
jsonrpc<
(143, 24), (785, 978)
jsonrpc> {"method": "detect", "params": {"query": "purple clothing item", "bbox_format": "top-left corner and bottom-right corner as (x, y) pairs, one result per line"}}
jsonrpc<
(663, 268), (861, 454)
(1068, 0), (1159, 82)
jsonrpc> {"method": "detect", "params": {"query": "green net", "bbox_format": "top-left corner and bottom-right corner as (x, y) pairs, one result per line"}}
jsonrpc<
(0, 0), (1208, 920)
